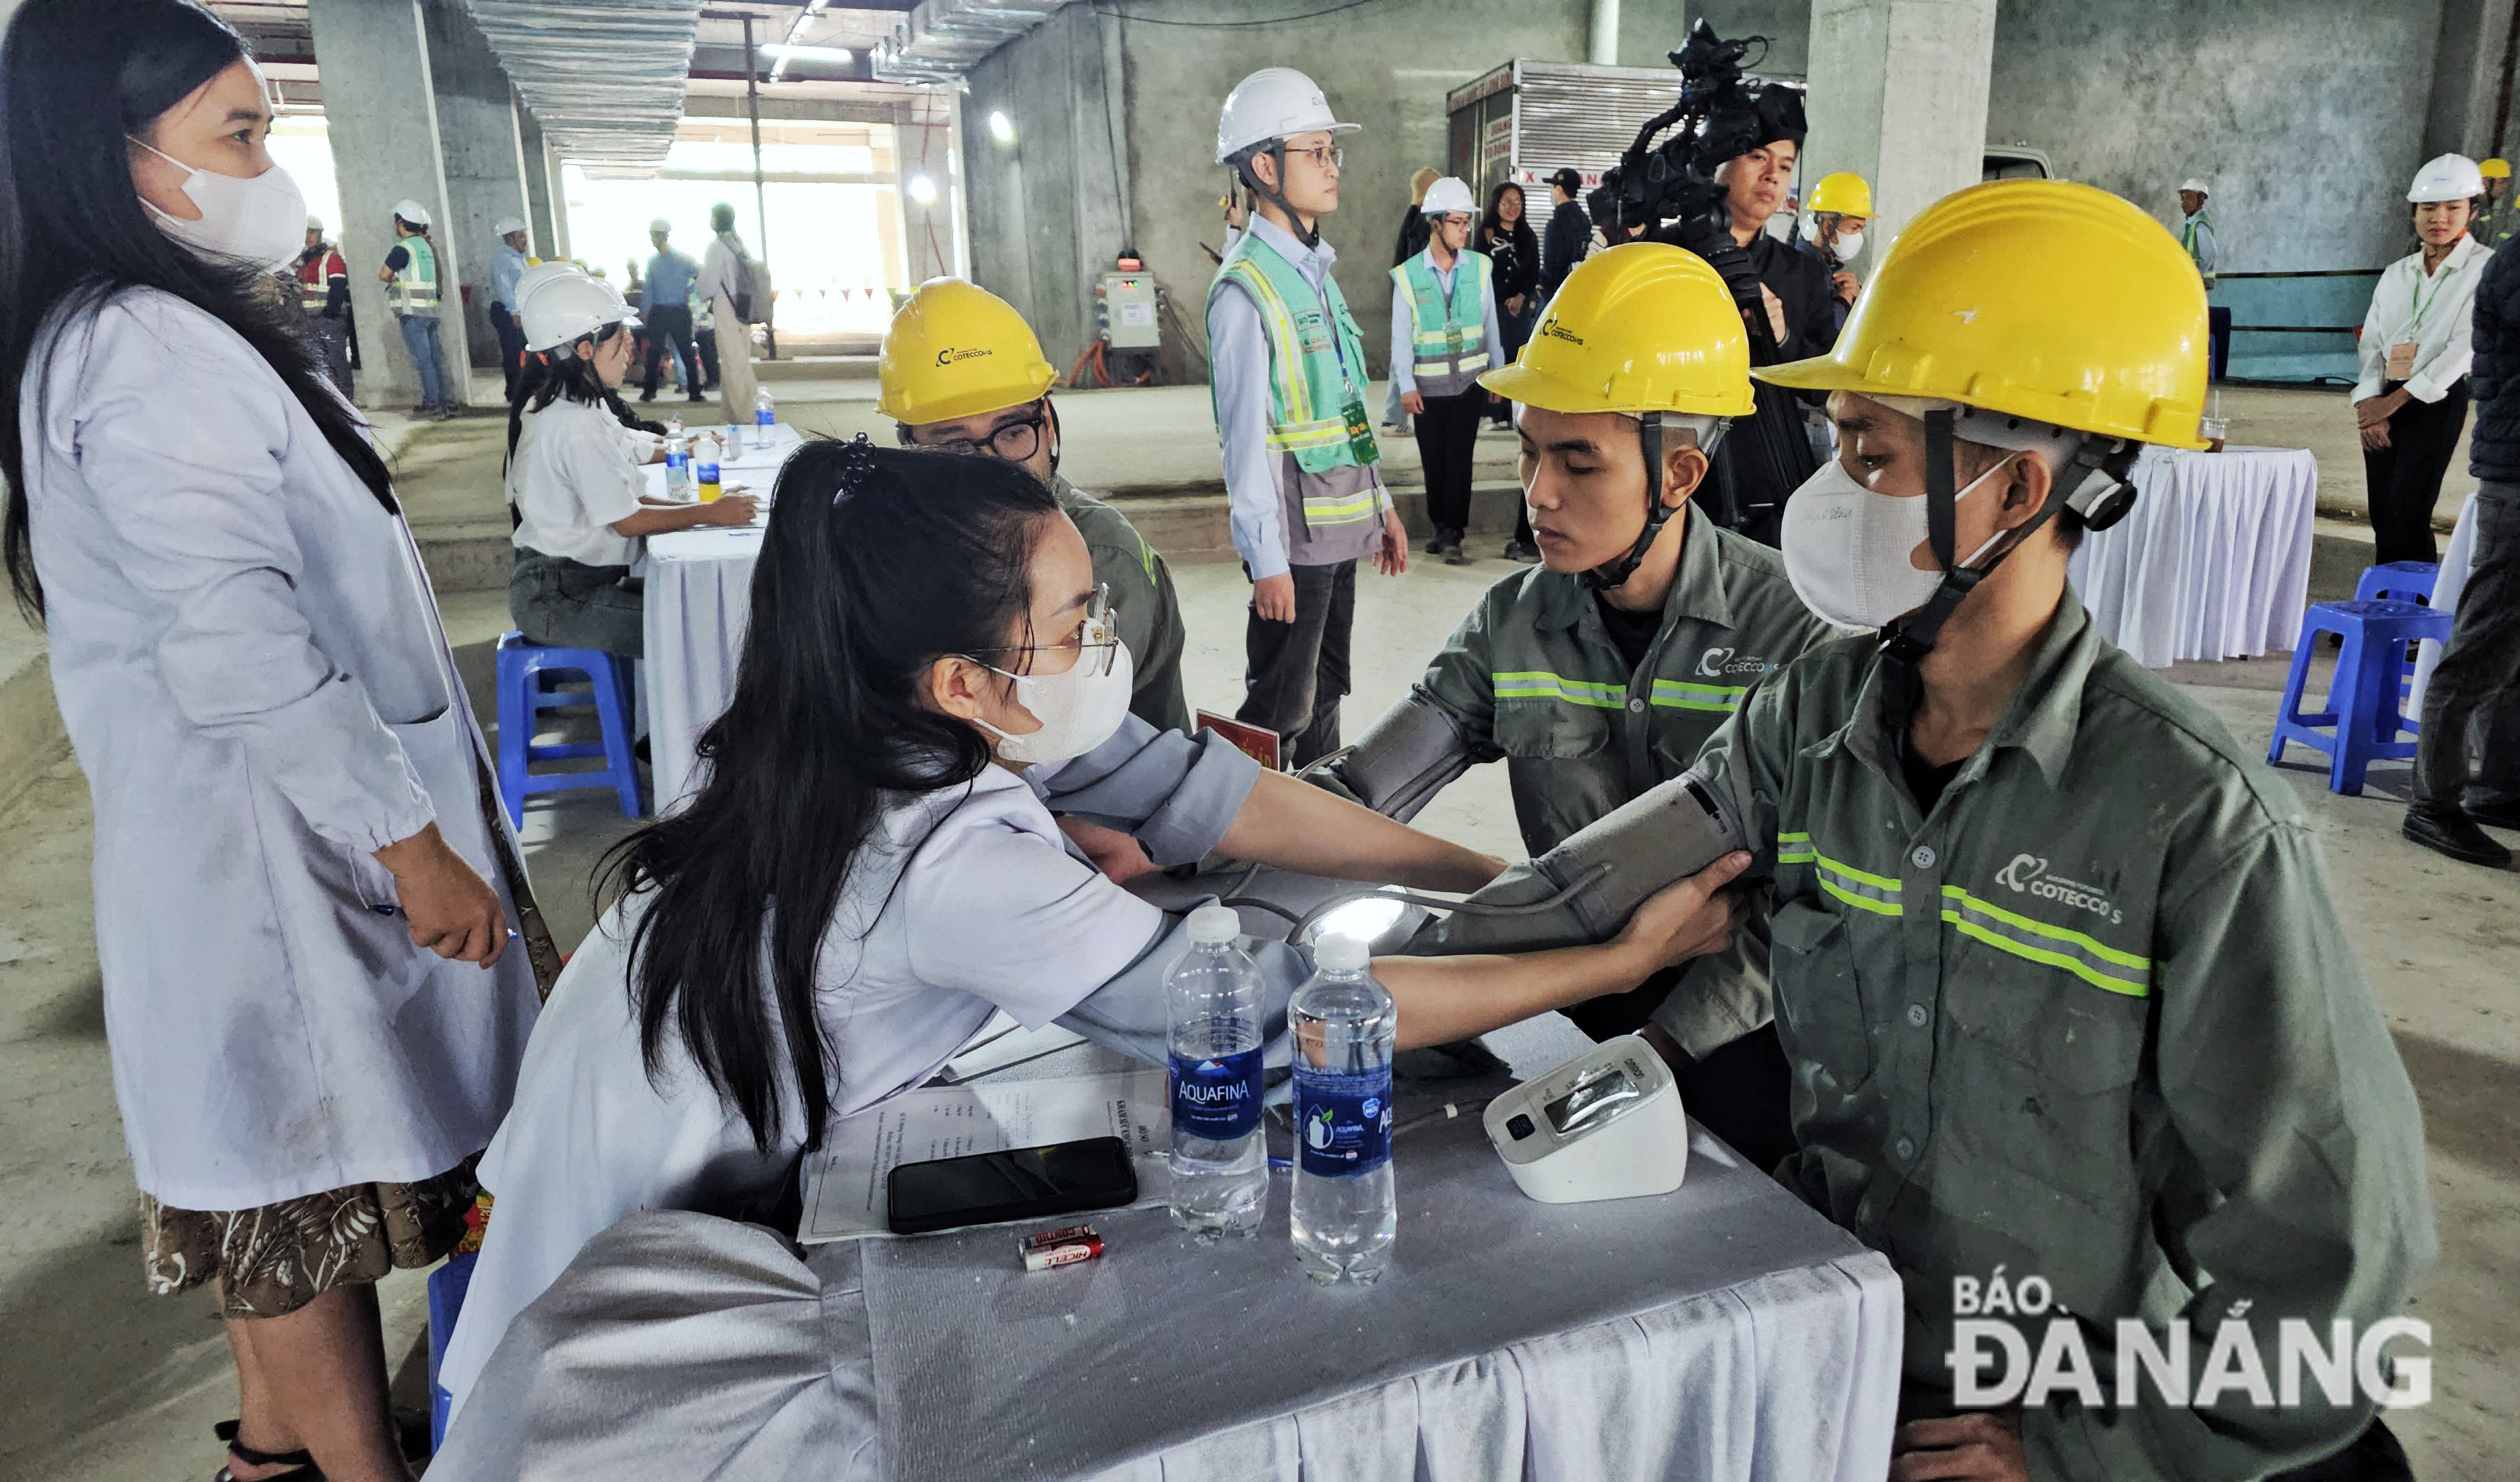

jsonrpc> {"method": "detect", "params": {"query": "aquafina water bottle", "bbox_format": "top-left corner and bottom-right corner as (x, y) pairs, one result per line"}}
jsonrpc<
(753, 387), (776, 450)
(1166, 906), (1268, 1239)
(1289, 933), (1396, 1283)
(664, 429), (689, 495)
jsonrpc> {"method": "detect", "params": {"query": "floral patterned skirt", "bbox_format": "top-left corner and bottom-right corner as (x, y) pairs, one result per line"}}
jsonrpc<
(141, 1153), (482, 1319)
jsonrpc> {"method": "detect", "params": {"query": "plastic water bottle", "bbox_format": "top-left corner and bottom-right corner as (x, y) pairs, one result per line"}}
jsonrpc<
(753, 387), (776, 450)
(1166, 906), (1268, 1239)
(663, 430), (689, 495)
(695, 450), (722, 503)
(1289, 934), (1397, 1284)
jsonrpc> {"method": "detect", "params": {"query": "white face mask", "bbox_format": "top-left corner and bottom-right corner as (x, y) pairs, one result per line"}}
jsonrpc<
(1829, 228), (1864, 262)
(974, 592), (1135, 767)
(1779, 453), (2017, 630)
(129, 137), (308, 270)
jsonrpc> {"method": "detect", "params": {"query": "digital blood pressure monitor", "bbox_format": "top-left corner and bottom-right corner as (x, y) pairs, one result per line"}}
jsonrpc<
(1482, 1036), (1689, 1204)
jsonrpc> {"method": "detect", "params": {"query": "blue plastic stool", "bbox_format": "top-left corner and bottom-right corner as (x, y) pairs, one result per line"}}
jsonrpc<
(495, 632), (641, 825)
(2353, 561), (2440, 605)
(2269, 600), (2453, 795)
(427, 1250), (478, 1450)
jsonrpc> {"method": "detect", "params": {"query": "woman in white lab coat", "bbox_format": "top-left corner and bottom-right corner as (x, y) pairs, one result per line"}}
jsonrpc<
(505, 262), (757, 660)
(435, 441), (1752, 1433)
(0, 6), (550, 1479)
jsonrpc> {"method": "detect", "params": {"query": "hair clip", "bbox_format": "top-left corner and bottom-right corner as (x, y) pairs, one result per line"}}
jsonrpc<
(832, 432), (877, 505)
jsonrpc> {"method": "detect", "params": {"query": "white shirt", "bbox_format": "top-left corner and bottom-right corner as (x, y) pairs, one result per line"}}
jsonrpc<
(439, 720), (1261, 1423)
(2355, 234), (2491, 404)
(21, 288), (542, 1209)
(507, 395), (660, 566)
(699, 232), (745, 306)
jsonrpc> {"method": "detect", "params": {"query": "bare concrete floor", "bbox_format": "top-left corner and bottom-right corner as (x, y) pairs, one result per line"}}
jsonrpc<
(3, 414), (2515, 1479)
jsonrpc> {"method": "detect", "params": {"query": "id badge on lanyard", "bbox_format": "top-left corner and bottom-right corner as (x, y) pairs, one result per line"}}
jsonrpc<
(1341, 398), (1377, 461)
(2386, 341), (2418, 381)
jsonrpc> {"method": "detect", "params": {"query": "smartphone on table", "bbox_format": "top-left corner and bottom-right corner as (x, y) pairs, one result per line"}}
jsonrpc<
(885, 1136), (1139, 1236)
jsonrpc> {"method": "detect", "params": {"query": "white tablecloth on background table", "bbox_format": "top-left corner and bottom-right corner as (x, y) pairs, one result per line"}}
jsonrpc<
(639, 427), (805, 807)
(2067, 445), (2317, 668)
(435, 1039), (1903, 1482)
(2409, 491), (2482, 716)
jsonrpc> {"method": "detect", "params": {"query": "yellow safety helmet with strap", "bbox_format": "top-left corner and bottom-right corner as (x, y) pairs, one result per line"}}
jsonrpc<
(1479, 242), (1755, 417)
(2482, 157), (2511, 180)
(877, 278), (1058, 425)
(1755, 178), (2209, 450)
(1806, 171), (1872, 218)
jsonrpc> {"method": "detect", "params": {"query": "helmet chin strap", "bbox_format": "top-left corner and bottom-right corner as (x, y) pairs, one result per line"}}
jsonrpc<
(1044, 398), (1062, 479)
(1244, 145), (1321, 250)
(1581, 414), (1669, 593)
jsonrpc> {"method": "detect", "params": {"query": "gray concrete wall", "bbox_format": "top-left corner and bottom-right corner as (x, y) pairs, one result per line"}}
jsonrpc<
(517, 98), (561, 260)
(1986, 0), (2450, 272)
(1683, 1), (1811, 74)
(418, 0), (526, 371)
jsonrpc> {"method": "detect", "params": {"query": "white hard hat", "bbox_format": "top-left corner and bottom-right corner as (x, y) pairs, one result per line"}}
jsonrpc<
(305, 214), (324, 232)
(493, 216), (527, 237)
(1420, 176), (1477, 218)
(2178, 178), (2209, 197)
(392, 198), (429, 228)
(519, 264), (639, 353)
(1215, 67), (1358, 166)
(2409, 154), (2486, 203)
(648, 217), (672, 234)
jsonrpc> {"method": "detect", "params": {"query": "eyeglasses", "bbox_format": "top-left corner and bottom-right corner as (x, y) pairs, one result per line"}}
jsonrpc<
(967, 585), (1120, 677)
(920, 404), (1046, 463)
(1281, 144), (1344, 171)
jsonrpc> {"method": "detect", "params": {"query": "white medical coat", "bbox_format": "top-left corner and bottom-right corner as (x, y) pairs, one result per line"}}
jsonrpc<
(439, 720), (1261, 1423)
(20, 288), (543, 1211)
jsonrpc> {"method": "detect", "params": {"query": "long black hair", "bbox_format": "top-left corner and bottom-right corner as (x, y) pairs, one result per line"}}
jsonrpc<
(505, 325), (621, 469)
(598, 442), (1061, 1152)
(0, 0), (396, 619)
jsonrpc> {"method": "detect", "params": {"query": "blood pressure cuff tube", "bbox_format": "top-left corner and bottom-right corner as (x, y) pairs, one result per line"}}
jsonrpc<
(1312, 697), (1478, 822)
(1402, 770), (1748, 958)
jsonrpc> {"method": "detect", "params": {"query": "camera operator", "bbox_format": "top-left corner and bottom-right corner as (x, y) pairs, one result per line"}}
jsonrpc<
(1679, 127), (1833, 547)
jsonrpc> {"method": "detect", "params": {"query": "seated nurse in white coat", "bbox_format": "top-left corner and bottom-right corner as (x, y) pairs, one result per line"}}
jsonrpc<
(503, 262), (757, 661)
(438, 441), (1751, 1423)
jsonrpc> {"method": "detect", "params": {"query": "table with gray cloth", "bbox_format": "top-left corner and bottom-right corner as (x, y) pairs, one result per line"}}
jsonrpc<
(2067, 444), (2318, 668)
(639, 423), (803, 808)
(435, 1024), (1901, 1481)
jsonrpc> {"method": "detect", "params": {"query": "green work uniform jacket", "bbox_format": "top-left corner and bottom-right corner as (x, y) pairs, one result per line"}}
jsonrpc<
(1056, 475), (1191, 736)
(1406, 514), (1837, 1051)
(1680, 590), (2435, 1480)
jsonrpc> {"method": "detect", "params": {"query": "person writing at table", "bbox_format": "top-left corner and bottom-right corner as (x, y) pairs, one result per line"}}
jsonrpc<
(434, 441), (1751, 1433)
(506, 263), (755, 662)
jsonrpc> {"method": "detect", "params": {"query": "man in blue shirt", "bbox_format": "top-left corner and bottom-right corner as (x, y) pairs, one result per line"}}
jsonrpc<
(639, 218), (705, 404)
(488, 215), (530, 400)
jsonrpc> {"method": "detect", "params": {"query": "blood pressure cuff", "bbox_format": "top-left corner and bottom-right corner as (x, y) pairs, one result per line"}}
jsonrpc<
(1311, 696), (1480, 822)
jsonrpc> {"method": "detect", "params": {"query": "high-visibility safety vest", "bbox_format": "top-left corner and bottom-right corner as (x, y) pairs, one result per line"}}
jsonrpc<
(387, 234), (439, 317)
(296, 247), (344, 315)
(2180, 210), (2215, 284)
(1208, 232), (1382, 530)
(1391, 247), (1491, 398)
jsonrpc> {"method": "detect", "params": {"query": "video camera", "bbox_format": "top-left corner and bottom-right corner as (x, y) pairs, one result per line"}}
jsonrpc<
(1584, 20), (1806, 316)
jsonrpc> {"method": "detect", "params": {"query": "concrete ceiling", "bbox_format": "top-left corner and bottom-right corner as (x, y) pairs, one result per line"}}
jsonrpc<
(462, 0), (704, 170)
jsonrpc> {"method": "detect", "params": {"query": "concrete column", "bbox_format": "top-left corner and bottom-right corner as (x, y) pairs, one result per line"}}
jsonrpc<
(1591, 0), (1623, 65)
(516, 95), (561, 260)
(420, 0), (526, 373)
(308, 0), (469, 410)
(1802, 0), (1996, 257)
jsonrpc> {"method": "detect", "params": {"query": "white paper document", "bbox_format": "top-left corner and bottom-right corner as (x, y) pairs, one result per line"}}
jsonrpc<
(798, 1068), (1170, 1243)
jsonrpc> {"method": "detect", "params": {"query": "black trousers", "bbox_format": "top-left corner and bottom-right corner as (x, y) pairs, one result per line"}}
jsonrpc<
(2415, 483), (2520, 811)
(1238, 558), (1355, 769)
(2362, 383), (2469, 565)
(692, 312), (721, 392)
(489, 303), (527, 400)
(1412, 390), (1486, 536)
(641, 304), (704, 401)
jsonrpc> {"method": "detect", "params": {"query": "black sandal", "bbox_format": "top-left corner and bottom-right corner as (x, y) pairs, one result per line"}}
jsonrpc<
(212, 1418), (323, 1481)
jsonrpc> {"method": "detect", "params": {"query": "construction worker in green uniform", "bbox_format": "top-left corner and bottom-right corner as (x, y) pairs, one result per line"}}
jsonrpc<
(1323, 243), (1836, 1167)
(879, 278), (1191, 739)
(2474, 156), (2515, 249)
(1655, 179), (2432, 1478)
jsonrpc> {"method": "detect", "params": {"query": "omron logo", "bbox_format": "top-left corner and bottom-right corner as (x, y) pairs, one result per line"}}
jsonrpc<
(935, 346), (990, 365)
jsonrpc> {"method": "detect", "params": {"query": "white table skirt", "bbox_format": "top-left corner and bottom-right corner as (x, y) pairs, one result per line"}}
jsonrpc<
(2409, 491), (2482, 716)
(2067, 445), (2317, 668)
(638, 427), (803, 808)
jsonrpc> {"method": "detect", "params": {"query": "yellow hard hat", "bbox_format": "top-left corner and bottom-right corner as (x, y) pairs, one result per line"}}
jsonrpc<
(1806, 171), (1872, 218)
(1478, 242), (1754, 417)
(1755, 179), (2209, 450)
(2482, 157), (2511, 179)
(877, 278), (1058, 425)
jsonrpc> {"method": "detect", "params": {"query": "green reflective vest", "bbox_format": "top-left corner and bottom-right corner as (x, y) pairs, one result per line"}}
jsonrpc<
(1209, 232), (1380, 530)
(388, 234), (439, 317)
(1391, 247), (1492, 397)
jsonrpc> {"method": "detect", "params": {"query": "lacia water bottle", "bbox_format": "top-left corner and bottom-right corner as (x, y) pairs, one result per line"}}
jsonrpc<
(1289, 934), (1397, 1283)
(1166, 906), (1267, 1239)
(753, 387), (776, 449)
(663, 430), (689, 495)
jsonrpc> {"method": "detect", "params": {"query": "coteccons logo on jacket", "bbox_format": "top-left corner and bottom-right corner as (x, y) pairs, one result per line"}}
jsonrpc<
(1996, 853), (2124, 926)
(1696, 646), (1777, 679)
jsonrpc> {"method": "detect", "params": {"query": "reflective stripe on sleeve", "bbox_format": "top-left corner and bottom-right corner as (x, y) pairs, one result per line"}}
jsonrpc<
(1938, 886), (2152, 997)
(1777, 830), (1817, 865)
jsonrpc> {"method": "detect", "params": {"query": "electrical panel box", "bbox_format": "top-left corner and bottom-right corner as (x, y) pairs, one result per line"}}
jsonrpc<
(1097, 273), (1161, 349)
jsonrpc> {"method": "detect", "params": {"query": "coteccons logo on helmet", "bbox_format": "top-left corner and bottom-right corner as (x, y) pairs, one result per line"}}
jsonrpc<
(933, 346), (991, 367)
(1996, 853), (2124, 925)
(1539, 319), (1586, 346)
